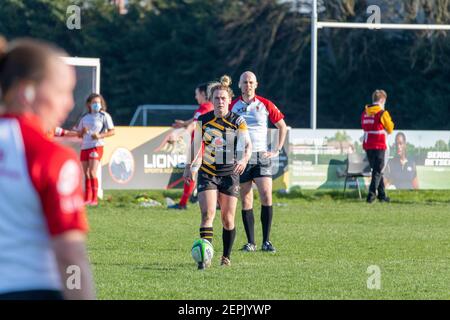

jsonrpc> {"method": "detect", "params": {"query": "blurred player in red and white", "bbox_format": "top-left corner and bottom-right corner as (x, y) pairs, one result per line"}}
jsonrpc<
(74, 93), (115, 206)
(230, 71), (287, 253)
(0, 37), (95, 299)
(168, 82), (214, 210)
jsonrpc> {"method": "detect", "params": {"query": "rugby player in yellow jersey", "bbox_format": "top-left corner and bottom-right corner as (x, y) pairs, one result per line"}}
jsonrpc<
(184, 75), (252, 269)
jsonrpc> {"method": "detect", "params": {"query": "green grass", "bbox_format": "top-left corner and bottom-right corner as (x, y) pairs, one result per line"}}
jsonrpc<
(87, 189), (450, 300)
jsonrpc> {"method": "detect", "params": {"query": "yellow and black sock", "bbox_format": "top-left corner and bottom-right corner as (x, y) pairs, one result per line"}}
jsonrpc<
(200, 227), (214, 243)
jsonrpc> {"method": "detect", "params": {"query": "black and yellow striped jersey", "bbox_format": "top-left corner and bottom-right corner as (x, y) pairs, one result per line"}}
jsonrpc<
(195, 111), (249, 176)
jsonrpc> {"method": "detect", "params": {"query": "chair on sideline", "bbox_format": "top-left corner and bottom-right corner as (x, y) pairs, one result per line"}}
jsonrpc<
(343, 152), (372, 199)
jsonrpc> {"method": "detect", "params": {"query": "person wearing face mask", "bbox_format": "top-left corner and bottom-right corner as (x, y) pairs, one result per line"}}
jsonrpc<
(385, 132), (419, 190)
(74, 93), (115, 206)
(361, 89), (395, 203)
(0, 36), (95, 299)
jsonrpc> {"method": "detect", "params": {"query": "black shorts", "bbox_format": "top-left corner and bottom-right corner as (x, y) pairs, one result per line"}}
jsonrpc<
(240, 152), (273, 183)
(197, 171), (240, 198)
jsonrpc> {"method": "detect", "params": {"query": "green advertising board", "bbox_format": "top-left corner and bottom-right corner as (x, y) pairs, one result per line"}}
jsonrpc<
(289, 130), (450, 190)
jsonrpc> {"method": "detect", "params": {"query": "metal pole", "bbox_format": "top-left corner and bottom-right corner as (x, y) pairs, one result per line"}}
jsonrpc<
(310, 0), (318, 130)
(317, 21), (450, 30)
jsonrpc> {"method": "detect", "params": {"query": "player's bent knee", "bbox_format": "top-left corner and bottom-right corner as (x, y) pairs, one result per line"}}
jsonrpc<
(222, 221), (235, 230)
(221, 214), (235, 230)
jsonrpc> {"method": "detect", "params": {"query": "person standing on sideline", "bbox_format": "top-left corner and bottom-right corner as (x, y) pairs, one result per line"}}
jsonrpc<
(75, 93), (115, 206)
(230, 71), (287, 253)
(0, 36), (95, 299)
(361, 89), (395, 203)
(168, 82), (214, 209)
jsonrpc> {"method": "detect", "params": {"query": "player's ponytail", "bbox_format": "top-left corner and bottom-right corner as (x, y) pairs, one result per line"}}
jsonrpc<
(210, 75), (234, 99)
(220, 75), (232, 87)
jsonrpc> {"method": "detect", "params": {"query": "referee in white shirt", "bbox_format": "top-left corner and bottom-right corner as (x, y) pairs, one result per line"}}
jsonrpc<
(230, 71), (288, 253)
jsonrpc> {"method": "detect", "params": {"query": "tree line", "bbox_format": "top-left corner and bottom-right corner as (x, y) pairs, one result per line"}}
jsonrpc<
(1, 0), (449, 129)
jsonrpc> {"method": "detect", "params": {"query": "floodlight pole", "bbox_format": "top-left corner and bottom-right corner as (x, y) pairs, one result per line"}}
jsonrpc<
(310, 0), (318, 130)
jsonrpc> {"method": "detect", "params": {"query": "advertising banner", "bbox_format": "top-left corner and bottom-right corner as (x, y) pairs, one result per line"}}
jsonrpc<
(290, 129), (450, 190)
(101, 127), (289, 190)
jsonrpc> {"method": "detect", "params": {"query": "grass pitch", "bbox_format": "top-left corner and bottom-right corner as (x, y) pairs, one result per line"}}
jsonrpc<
(87, 189), (450, 300)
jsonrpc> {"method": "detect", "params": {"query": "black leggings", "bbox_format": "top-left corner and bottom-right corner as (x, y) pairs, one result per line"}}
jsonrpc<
(366, 149), (386, 199)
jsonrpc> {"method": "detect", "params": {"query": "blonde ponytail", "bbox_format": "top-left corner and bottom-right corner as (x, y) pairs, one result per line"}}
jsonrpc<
(220, 75), (232, 87)
(210, 75), (234, 99)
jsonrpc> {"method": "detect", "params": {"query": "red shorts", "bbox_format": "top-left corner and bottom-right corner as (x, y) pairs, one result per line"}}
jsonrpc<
(80, 146), (104, 162)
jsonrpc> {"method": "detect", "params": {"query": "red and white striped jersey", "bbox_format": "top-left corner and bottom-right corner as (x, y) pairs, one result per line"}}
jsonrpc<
(0, 113), (88, 294)
(230, 95), (284, 152)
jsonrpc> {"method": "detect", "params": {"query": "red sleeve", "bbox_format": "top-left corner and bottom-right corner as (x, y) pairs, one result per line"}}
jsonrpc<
(200, 102), (214, 115)
(22, 129), (88, 236)
(229, 98), (240, 111)
(258, 96), (284, 124)
(39, 148), (88, 236)
(194, 102), (214, 120)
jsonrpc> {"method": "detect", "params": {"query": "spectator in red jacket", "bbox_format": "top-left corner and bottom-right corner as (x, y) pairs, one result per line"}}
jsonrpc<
(361, 89), (395, 203)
